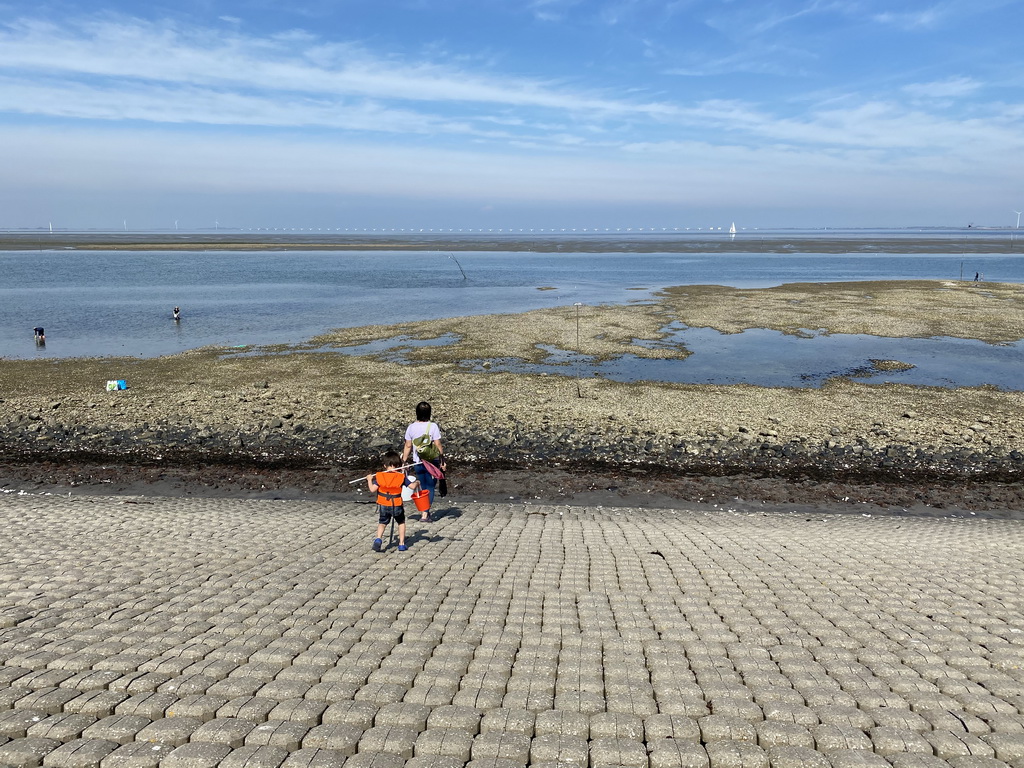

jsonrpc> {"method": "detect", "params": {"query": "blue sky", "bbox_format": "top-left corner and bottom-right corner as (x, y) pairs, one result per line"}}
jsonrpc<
(1, 0), (1022, 230)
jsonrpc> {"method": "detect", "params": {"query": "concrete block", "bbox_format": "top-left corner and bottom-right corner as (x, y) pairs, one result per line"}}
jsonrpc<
(373, 703), (431, 731)
(300, 724), (362, 755)
(356, 725), (418, 758)
(217, 745), (289, 768)
(590, 712), (644, 741)
(135, 716), (204, 747)
(41, 739), (118, 768)
(28, 714), (98, 741)
(14, 689), (80, 715)
(216, 697), (278, 723)
(341, 754), (405, 768)
(480, 709), (535, 738)
(426, 705), (482, 735)
(470, 732), (531, 763)
(755, 721), (814, 750)
(245, 721), (311, 751)
(0, 737), (63, 768)
(267, 700), (327, 727)
(704, 741), (769, 768)
(812, 724), (872, 754)
(405, 757), (465, 768)
(648, 740), (710, 768)
(764, 745), (830, 768)
(588, 737), (649, 768)
(699, 715), (758, 744)
(320, 702), (378, 730)
(81, 716), (152, 746)
(645, 715), (701, 743)
(160, 742), (233, 768)
(534, 710), (589, 739)
(529, 733), (589, 767)
(828, 751), (896, 768)
(113, 694), (177, 720)
(868, 726), (933, 756)
(98, 741), (175, 768)
(62, 693), (129, 719)
(413, 728), (474, 761)
(1, 710), (49, 738)
(190, 717), (257, 748)
(165, 696), (229, 722)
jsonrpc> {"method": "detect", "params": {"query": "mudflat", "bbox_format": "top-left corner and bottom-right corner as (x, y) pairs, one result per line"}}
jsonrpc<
(1, 280), (1022, 510)
(1, 231), (1020, 253)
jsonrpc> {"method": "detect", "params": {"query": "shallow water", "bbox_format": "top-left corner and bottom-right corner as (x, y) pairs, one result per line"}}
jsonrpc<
(3, 245), (1022, 360)
(459, 326), (1024, 390)
(223, 325), (1024, 390)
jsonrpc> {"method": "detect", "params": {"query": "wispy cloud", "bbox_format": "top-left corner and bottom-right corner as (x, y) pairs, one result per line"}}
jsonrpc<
(527, 0), (582, 23)
(0, 15), (675, 120)
(903, 76), (981, 99)
(873, 5), (947, 30)
(746, 0), (851, 36)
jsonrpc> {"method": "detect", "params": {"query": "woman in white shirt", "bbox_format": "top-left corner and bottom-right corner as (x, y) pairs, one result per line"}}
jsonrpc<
(402, 401), (445, 522)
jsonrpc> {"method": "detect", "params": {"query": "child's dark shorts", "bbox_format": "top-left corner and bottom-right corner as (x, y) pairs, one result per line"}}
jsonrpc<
(378, 504), (406, 525)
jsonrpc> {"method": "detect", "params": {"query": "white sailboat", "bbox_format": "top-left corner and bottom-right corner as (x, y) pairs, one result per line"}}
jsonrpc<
(729, 222), (737, 237)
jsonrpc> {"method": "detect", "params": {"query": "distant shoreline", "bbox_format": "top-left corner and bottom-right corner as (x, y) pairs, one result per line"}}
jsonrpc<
(0, 232), (1021, 254)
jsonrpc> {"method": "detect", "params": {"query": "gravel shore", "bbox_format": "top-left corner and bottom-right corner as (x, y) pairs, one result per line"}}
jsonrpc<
(2, 280), (1022, 511)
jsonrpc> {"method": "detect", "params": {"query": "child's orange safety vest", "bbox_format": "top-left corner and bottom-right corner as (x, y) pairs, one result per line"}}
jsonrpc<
(374, 471), (405, 507)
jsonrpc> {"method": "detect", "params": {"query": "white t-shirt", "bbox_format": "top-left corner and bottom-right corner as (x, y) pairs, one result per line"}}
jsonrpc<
(405, 421), (441, 461)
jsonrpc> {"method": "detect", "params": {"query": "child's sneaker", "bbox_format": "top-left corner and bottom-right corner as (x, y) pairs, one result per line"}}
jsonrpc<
(398, 544), (408, 552)
(372, 538), (382, 552)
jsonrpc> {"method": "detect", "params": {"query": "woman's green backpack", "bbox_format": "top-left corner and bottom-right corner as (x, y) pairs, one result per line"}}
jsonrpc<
(412, 423), (441, 460)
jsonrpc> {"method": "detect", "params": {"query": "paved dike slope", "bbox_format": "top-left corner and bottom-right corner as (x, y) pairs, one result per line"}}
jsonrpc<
(1, 495), (1023, 767)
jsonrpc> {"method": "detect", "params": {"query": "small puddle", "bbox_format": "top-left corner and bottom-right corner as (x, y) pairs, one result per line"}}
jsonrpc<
(333, 333), (461, 362)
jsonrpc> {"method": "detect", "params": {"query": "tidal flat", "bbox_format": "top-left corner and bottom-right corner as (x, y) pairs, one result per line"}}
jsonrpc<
(1, 231), (1020, 254)
(2, 280), (1023, 509)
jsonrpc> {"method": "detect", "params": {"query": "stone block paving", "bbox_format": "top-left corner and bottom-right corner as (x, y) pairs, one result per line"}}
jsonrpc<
(1, 495), (1024, 767)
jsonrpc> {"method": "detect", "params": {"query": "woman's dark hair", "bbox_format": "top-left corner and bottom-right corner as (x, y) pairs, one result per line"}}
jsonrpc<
(415, 401), (432, 421)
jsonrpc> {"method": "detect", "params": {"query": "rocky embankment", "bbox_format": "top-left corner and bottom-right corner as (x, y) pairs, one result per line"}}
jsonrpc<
(2, 385), (1022, 486)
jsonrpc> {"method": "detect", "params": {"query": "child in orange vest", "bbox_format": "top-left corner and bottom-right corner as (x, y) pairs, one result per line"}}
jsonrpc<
(367, 449), (418, 552)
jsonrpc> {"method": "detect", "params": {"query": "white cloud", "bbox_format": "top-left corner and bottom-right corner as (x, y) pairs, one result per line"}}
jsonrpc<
(873, 6), (945, 29)
(0, 15), (675, 118)
(902, 76), (981, 99)
(0, 75), (508, 137)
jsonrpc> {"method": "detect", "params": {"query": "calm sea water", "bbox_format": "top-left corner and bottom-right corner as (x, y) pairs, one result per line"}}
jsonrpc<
(3, 246), (1023, 360)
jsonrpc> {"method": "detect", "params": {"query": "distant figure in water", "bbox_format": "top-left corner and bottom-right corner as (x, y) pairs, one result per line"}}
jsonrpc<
(33, 326), (45, 344)
(974, 272), (980, 282)
(173, 306), (181, 321)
